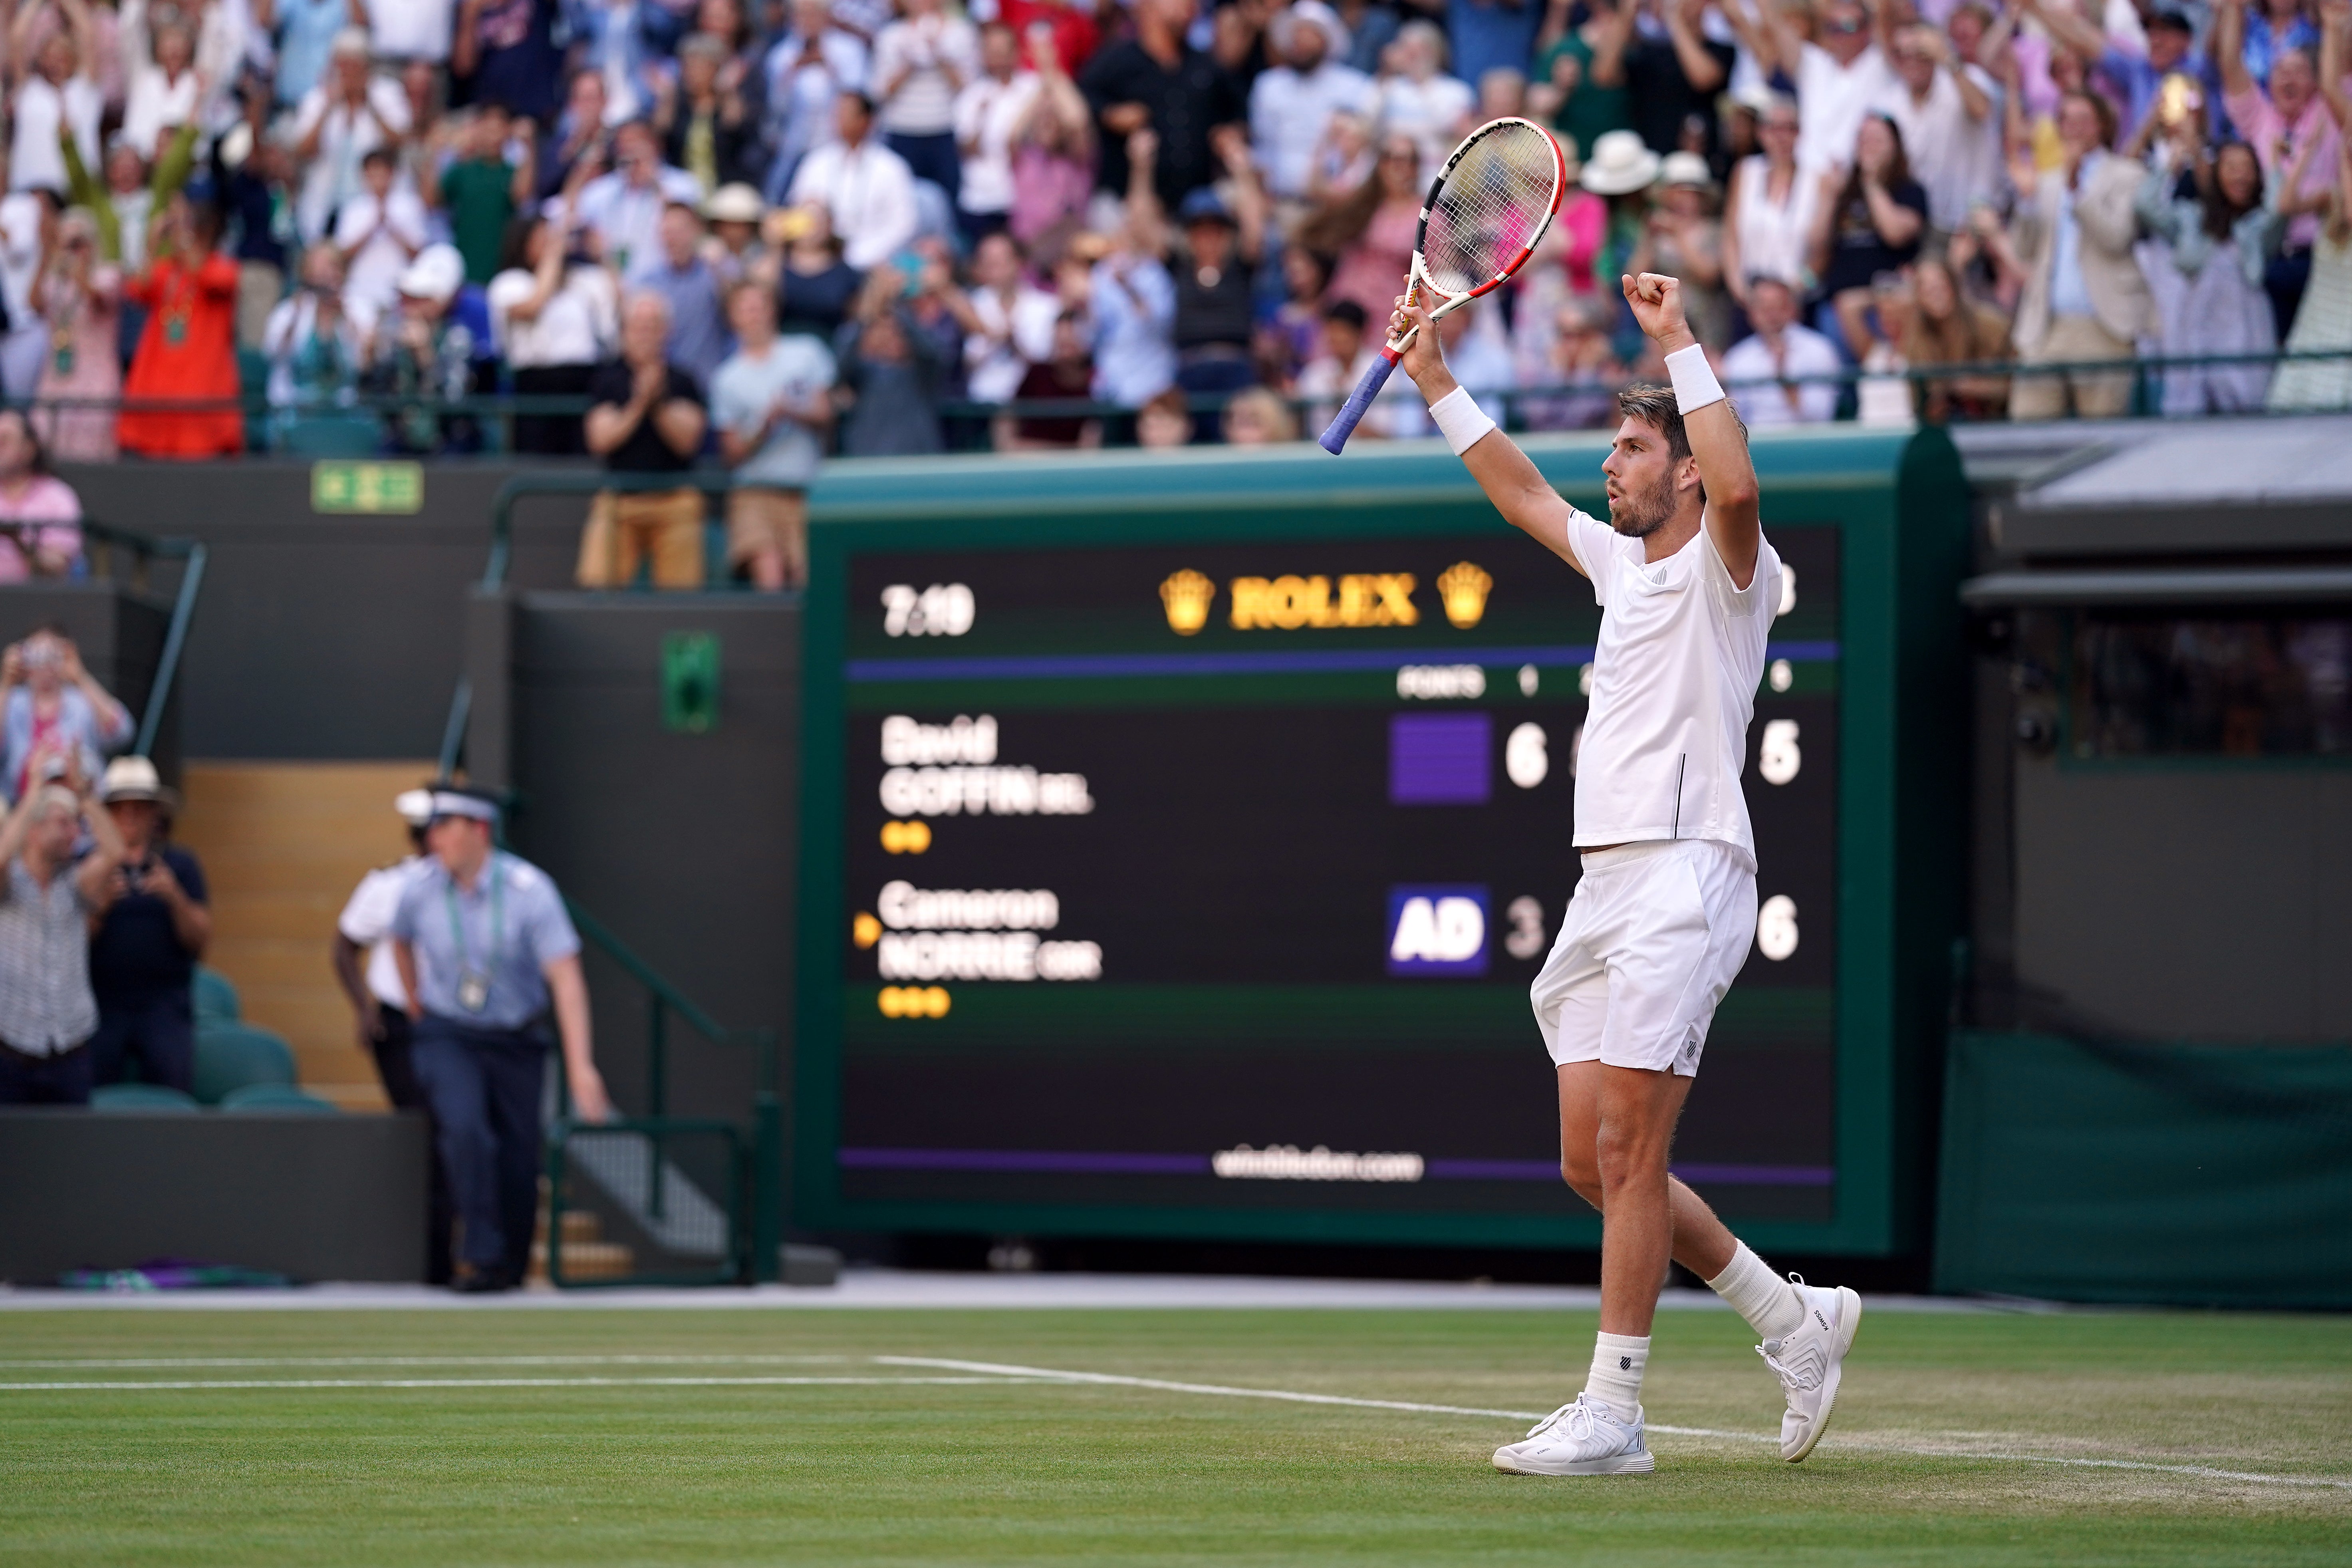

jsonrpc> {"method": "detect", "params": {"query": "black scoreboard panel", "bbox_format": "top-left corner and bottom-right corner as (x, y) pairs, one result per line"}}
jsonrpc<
(807, 525), (1845, 1243)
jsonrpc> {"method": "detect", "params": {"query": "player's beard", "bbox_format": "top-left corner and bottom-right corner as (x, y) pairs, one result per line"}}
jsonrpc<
(1607, 468), (1677, 539)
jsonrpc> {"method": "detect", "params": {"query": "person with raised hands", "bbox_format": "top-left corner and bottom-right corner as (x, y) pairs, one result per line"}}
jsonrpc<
(1387, 271), (1862, 1478)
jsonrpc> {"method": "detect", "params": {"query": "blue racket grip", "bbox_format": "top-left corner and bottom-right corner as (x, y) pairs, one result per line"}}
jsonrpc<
(1319, 352), (1399, 454)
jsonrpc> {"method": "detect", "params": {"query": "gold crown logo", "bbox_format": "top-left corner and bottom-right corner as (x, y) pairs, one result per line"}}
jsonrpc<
(1159, 569), (1217, 635)
(1437, 562), (1493, 629)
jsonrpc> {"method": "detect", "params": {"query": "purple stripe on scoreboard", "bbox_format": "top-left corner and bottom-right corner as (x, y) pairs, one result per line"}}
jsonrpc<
(840, 1147), (1213, 1176)
(1424, 1159), (1836, 1186)
(1390, 712), (1492, 804)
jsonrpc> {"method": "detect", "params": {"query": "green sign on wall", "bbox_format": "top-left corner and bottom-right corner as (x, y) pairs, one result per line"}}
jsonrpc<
(663, 631), (722, 732)
(310, 460), (424, 514)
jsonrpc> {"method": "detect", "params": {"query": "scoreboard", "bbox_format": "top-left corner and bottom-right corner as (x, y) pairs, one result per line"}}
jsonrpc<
(796, 432), (1968, 1257)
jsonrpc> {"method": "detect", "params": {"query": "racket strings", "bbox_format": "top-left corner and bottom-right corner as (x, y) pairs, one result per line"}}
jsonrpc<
(1421, 125), (1559, 296)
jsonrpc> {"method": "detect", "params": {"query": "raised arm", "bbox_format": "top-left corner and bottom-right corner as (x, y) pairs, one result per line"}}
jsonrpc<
(1390, 296), (1590, 578)
(1622, 271), (1760, 584)
(2215, 0), (2252, 100)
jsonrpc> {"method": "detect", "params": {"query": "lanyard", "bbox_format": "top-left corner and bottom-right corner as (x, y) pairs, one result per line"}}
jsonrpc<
(443, 859), (505, 976)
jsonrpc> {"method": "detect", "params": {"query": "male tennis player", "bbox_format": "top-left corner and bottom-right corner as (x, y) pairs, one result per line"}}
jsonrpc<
(1389, 272), (1860, 1476)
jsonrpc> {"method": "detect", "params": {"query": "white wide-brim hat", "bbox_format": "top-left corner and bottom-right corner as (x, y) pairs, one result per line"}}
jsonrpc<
(1580, 130), (1662, 196)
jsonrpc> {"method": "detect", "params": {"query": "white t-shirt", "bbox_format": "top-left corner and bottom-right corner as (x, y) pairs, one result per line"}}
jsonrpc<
(786, 137), (919, 269)
(871, 14), (979, 136)
(1723, 324), (1845, 425)
(711, 335), (839, 489)
(10, 74), (103, 194)
(486, 263), (620, 366)
(951, 70), (1039, 215)
(366, 0), (455, 61)
(1795, 41), (1898, 175)
(962, 282), (1058, 403)
(333, 187), (430, 331)
(1250, 62), (1376, 199)
(1562, 510), (1782, 868)
(1873, 64), (2003, 232)
(292, 78), (415, 243)
(338, 855), (428, 1010)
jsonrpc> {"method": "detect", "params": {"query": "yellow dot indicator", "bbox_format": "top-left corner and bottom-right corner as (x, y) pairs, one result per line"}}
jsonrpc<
(880, 819), (933, 854)
(852, 913), (881, 949)
(877, 986), (952, 1018)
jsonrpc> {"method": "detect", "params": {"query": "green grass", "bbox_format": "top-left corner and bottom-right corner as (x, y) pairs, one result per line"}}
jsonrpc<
(1, 1304), (2346, 1565)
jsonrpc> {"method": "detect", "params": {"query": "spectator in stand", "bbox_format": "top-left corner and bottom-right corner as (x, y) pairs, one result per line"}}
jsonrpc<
(2240, 0), (2320, 87)
(1892, 252), (2014, 421)
(1632, 151), (1727, 348)
(453, 0), (566, 123)
(656, 32), (762, 194)
(953, 21), (1041, 240)
(1723, 272), (1845, 423)
(1620, 0), (1731, 160)
(1255, 243), (1332, 392)
(997, 307), (1100, 450)
(1088, 182), (1178, 412)
(712, 280), (834, 588)
(276, 0), (352, 109)
(1135, 383), (1191, 447)
(1081, 0), (1245, 212)
(2136, 129), (2281, 414)
(955, 230), (1058, 405)
(1308, 131), (1425, 324)
(580, 290), (709, 588)
(701, 183), (774, 292)
(576, 117), (707, 281)
(2269, 129), (2352, 407)
(872, 0), (980, 198)
(331, 786), (451, 1283)
(354, 0), (458, 68)
(1378, 20), (1475, 163)
(220, 113), (299, 349)
(1447, 0), (1543, 89)
(9, 0), (103, 197)
(643, 200), (732, 390)
(1722, 95), (1816, 330)
(1223, 385), (1298, 443)
(31, 211), (122, 463)
(2007, 89), (2152, 419)
(774, 201), (866, 339)
(0, 764), (123, 1107)
(2219, 0), (2332, 335)
(836, 266), (946, 453)
(2094, 4), (2219, 147)
(1249, 2), (1375, 204)
(536, 69), (614, 202)
(1521, 294), (1628, 430)
(425, 102), (533, 287)
(760, 0), (871, 204)
(120, 197), (244, 458)
(1876, 20), (2002, 236)
(120, 3), (205, 166)
(87, 754), (210, 1094)
(292, 30), (414, 246)
(1007, 22), (1096, 246)
(1809, 113), (1927, 356)
(489, 205), (621, 454)
(1531, 0), (1633, 167)
(1755, 0), (1898, 178)
(787, 91), (920, 268)
(364, 244), (486, 455)
(0, 416), (85, 578)
(1296, 292), (1418, 434)
(1138, 127), (1267, 429)
(390, 786), (613, 1292)
(1576, 129), (1661, 355)
(337, 147), (430, 334)
(1, 625), (130, 802)
(262, 244), (367, 440)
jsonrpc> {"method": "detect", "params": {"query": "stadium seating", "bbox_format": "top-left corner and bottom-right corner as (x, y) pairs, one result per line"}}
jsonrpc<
(191, 1023), (299, 1107)
(193, 966), (240, 1024)
(218, 1083), (342, 1115)
(89, 1083), (202, 1112)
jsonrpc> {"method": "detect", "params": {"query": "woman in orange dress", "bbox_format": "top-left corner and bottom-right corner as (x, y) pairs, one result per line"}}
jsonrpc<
(118, 198), (243, 458)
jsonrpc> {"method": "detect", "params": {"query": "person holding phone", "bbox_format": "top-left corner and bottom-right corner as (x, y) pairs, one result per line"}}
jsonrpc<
(0, 624), (131, 806)
(86, 755), (209, 1093)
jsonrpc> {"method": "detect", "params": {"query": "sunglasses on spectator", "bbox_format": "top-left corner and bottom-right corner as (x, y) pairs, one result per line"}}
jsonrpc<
(1824, 16), (1864, 32)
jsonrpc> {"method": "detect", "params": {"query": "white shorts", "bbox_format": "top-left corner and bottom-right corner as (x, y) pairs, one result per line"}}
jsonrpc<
(1530, 838), (1759, 1077)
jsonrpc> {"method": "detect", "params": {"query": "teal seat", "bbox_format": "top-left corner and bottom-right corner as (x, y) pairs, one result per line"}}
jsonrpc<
(193, 966), (240, 1024)
(191, 1022), (298, 1106)
(279, 415), (383, 457)
(91, 1083), (201, 1112)
(219, 1082), (339, 1114)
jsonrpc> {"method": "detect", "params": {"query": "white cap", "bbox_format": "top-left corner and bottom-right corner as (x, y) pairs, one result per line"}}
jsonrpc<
(394, 788), (435, 826)
(397, 243), (466, 304)
(428, 790), (500, 824)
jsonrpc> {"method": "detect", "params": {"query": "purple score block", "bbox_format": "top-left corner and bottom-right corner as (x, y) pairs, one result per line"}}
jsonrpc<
(1389, 712), (1492, 804)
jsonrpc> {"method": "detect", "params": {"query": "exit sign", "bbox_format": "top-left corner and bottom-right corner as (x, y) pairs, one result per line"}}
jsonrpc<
(312, 461), (424, 514)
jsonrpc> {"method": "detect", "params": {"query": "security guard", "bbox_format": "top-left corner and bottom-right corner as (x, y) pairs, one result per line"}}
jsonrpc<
(390, 788), (613, 1292)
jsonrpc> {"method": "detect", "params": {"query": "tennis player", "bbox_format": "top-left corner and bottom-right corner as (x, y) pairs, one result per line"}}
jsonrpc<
(1390, 272), (1860, 1476)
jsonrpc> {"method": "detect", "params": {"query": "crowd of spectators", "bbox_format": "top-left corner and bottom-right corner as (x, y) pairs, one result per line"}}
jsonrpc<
(0, 0), (2341, 488)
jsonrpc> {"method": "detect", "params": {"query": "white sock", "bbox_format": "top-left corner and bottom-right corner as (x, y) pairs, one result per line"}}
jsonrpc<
(1706, 1241), (1806, 1342)
(1582, 1332), (1649, 1423)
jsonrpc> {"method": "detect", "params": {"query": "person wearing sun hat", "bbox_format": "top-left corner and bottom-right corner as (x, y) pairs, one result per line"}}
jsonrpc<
(87, 754), (210, 1094)
(1639, 151), (1729, 348)
(1582, 130), (1663, 357)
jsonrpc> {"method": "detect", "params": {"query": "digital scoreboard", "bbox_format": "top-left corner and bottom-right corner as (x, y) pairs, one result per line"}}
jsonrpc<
(796, 434), (1968, 1256)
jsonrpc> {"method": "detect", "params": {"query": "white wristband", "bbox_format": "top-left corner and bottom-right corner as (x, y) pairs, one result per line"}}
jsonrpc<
(1665, 343), (1725, 414)
(1428, 384), (1497, 456)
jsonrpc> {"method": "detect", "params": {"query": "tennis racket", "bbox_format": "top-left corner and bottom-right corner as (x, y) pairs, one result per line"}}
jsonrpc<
(1318, 117), (1567, 455)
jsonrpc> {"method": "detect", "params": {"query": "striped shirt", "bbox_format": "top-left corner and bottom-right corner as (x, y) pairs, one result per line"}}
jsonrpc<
(0, 856), (98, 1054)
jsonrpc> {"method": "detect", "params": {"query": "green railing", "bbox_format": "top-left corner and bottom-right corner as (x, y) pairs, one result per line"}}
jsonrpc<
(75, 518), (207, 761)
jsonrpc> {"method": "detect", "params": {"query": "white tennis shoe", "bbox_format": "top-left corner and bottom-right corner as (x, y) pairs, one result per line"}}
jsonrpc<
(1492, 1393), (1655, 1475)
(1757, 1275), (1862, 1462)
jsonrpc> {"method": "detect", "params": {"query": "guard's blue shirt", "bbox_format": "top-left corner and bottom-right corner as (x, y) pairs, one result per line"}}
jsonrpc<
(389, 850), (580, 1032)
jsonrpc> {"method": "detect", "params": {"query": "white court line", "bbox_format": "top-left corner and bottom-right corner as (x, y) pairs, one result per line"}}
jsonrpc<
(879, 1356), (2352, 1492)
(0, 1354), (853, 1371)
(0, 1375), (1045, 1393)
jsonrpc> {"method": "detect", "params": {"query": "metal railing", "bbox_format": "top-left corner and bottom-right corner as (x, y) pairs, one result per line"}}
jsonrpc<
(73, 518), (207, 760)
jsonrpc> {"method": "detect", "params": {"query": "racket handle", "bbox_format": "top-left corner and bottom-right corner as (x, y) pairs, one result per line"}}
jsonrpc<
(1319, 351), (1400, 455)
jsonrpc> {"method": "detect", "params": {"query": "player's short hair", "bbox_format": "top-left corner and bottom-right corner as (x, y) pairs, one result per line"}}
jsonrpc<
(1616, 383), (1746, 499)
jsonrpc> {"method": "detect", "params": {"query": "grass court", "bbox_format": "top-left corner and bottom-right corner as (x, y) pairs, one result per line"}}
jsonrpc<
(2, 1301), (2346, 1565)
